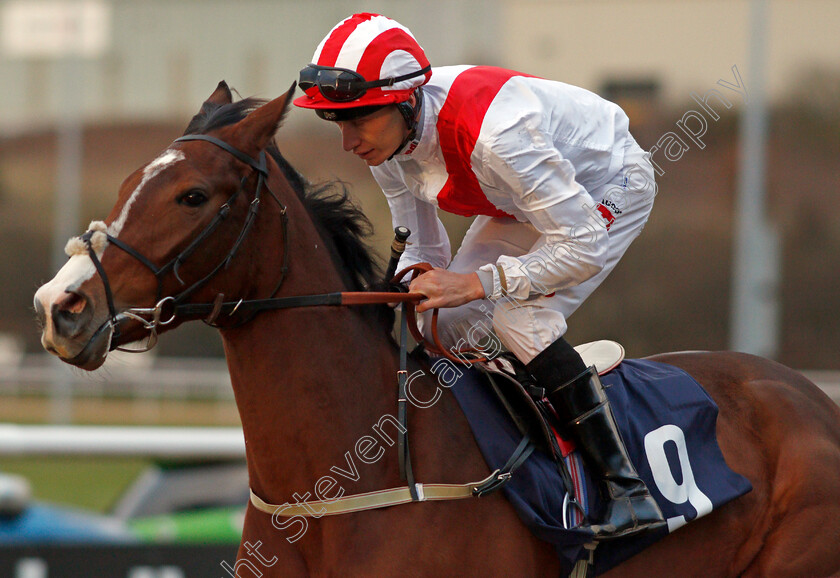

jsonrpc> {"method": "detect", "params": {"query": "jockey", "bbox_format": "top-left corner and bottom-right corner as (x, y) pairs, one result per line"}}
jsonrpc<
(294, 12), (663, 539)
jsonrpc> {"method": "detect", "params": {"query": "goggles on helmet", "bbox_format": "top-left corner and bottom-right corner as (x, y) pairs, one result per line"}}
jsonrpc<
(298, 63), (431, 103)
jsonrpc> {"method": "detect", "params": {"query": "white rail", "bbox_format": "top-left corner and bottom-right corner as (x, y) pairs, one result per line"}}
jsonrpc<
(0, 425), (245, 458)
(0, 354), (233, 400)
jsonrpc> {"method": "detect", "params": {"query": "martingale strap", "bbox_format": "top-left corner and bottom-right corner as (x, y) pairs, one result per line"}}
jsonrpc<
(397, 302), (418, 500)
(250, 478), (493, 517)
(246, 279), (535, 519)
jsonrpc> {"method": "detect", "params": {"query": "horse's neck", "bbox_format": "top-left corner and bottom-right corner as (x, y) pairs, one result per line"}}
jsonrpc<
(220, 294), (405, 499)
(216, 184), (482, 503)
(217, 188), (397, 500)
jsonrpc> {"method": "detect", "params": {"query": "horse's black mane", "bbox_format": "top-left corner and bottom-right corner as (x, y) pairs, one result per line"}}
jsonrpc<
(184, 96), (384, 291)
(184, 96), (393, 327)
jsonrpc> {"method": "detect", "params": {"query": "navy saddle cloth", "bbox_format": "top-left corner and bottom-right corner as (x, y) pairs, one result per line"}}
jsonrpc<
(437, 358), (752, 575)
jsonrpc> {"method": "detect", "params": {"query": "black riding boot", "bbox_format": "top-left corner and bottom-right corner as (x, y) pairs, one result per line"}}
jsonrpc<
(527, 338), (665, 540)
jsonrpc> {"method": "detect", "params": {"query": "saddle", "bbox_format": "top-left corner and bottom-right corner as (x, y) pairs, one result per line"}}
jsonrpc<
(474, 340), (625, 461)
(424, 339), (625, 510)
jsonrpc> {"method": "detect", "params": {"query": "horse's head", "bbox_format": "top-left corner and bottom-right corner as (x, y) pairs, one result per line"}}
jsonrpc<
(34, 81), (296, 370)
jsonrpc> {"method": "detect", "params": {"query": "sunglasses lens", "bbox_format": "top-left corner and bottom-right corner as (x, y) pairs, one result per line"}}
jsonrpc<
(317, 69), (366, 102)
(300, 66), (369, 103)
(298, 66), (319, 91)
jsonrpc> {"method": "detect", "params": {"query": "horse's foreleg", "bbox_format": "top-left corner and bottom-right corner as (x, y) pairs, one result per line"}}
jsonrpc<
(235, 504), (310, 577)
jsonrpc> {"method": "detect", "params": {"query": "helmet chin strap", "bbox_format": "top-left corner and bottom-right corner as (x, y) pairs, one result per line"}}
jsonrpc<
(388, 87), (424, 160)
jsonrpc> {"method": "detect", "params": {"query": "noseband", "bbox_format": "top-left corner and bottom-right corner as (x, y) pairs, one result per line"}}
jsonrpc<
(79, 134), (289, 351)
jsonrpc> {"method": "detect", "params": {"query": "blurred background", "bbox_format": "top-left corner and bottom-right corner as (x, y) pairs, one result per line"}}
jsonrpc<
(0, 0), (837, 574)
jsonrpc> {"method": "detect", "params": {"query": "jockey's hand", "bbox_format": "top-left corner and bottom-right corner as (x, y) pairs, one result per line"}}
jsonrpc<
(409, 269), (485, 313)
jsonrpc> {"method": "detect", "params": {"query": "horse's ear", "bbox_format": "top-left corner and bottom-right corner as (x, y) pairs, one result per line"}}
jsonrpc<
(183, 81), (235, 135)
(231, 82), (297, 152)
(205, 81), (233, 108)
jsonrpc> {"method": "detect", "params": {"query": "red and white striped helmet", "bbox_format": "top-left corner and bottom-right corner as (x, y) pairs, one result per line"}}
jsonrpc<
(294, 13), (431, 111)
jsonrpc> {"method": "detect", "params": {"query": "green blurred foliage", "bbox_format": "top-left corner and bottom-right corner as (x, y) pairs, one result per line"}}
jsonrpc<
(0, 456), (148, 513)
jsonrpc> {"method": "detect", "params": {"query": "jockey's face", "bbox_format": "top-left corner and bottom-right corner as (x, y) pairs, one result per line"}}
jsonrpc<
(335, 104), (409, 167)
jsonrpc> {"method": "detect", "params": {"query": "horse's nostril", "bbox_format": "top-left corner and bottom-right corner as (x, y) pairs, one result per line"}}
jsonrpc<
(52, 291), (93, 339)
(56, 291), (86, 314)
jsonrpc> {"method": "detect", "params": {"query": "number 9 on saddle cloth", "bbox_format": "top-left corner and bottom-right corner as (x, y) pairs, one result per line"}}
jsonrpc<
(436, 352), (752, 575)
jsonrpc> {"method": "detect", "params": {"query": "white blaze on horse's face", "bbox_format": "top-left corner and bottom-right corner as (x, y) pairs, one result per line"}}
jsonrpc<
(109, 149), (186, 237)
(33, 148), (187, 366)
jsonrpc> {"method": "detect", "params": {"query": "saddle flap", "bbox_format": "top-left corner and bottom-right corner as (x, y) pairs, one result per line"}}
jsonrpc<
(473, 358), (558, 456)
(574, 340), (625, 376)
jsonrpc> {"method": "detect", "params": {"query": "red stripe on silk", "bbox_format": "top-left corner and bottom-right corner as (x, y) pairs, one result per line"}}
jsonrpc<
(436, 67), (529, 219)
(317, 13), (376, 67)
(355, 28), (430, 83)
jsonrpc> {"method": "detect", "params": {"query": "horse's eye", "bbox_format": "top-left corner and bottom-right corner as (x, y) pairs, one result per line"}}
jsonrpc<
(178, 189), (208, 207)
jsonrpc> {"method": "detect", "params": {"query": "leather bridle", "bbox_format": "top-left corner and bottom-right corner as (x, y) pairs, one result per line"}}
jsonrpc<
(78, 134), (291, 351)
(77, 133), (433, 354)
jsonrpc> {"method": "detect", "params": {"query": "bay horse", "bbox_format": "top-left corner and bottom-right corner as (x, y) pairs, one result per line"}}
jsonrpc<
(34, 83), (840, 577)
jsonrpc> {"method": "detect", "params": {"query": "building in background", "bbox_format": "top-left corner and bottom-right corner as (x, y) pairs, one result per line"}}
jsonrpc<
(0, 0), (838, 367)
(0, 0), (837, 131)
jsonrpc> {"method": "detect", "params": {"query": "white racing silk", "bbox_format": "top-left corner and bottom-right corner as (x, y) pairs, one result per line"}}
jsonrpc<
(372, 65), (656, 360)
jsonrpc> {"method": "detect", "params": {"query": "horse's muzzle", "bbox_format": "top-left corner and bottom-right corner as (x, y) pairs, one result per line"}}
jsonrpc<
(65, 319), (114, 370)
(34, 286), (112, 370)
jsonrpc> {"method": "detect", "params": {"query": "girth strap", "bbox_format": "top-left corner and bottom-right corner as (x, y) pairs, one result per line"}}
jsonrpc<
(252, 436), (534, 517)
